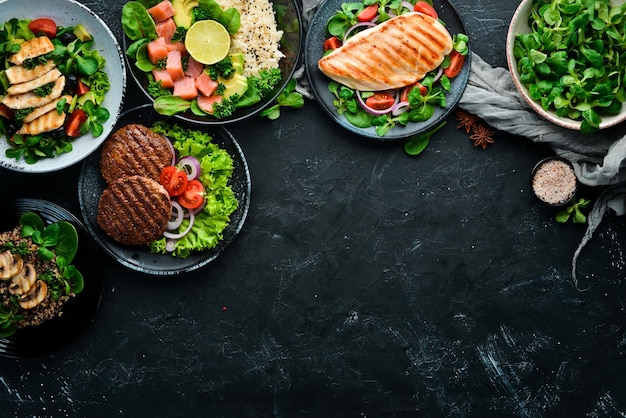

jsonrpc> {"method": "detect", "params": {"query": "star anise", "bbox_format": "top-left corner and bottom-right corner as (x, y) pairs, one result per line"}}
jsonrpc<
(470, 124), (495, 149)
(455, 109), (478, 133)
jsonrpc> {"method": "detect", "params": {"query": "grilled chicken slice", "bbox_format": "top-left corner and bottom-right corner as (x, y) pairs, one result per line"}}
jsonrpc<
(2, 75), (65, 109)
(23, 94), (72, 124)
(4, 60), (56, 84)
(17, 108), (67, 135)
(318, 12), (453, 91)
(6, 68), (62, 95)
(9, 36), (55, 65)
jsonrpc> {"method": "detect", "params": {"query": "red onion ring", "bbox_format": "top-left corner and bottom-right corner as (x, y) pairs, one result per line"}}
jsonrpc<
(356, 90), (400, 116)
(177, 155), (201, 180)
(391, 101), (410, 116)
(161, 135), (176, 166)
(167, 200), (184, 230)
(401, 1), (414, 12)
(433, 67), (444, 83)
(165, 239), (177, 252)
(343, 21), (376, 42)
(163, 210), (195, 240)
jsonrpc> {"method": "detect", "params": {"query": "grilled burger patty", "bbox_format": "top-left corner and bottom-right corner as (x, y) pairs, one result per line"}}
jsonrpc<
(97, 175), (172, 246)
(100, 124), (173, 184)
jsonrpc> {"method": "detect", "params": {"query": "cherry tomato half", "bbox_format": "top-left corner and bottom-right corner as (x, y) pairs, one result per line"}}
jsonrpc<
(65, 109), (87, 138)
(413, 1), (438, 20)
(160, 166), (188, 197)
(400, 82), (427, 102)
(443, 50), (465, 78)
(365, 92), (395, 110)
(323, 36), (342, 51)
(179, 179), (205, 209)
(28, 18), (57, 38)
(357, 4), (379, 22)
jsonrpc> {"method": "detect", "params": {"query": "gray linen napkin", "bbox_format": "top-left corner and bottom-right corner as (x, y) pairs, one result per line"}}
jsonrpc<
(298, 2), (626, 287)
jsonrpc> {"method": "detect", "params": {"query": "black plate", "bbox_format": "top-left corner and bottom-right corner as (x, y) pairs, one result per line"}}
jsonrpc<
(304, 0), (471, 141)
(122, 0), (302, 125)
(0, 198), (104, 358)
(78, 104), (251, 275)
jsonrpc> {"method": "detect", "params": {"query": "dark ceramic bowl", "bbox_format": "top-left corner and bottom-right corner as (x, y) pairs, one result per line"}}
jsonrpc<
(304, 0), (471, 141)
(531, 156), (578, 206)
(122, 0), (302, 125)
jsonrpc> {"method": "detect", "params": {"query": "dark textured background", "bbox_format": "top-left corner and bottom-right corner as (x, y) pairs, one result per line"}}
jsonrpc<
(1, 0), (626, 416)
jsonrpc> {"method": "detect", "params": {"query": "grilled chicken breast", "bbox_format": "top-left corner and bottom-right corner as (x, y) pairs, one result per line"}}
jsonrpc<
(97, 175), (172, 246)
(1, 75), (65, 109)
(9, 36), (55, 65)
(99, 124), (174, 184)
(318, 12), (453, 91)
(17, 108), (66, 136)
(4, 60), (56, 84)
(7, 68), (62, 95)
(23, 95), (72, 124)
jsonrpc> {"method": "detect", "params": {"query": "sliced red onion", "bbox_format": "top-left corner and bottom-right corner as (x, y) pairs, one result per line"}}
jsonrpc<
(162, 135), (176, 166)
(165, 239), (177, 252)
(177, 155), (201, 180)
(401, 1), (414, 12)
(391, 101), (410, 116)
(183, 201), (205, 218)
(167, 200), (184, 230)
(163, 210), (195, 240)
(343, 21), (376, 42)
(433, 67), (443, 83)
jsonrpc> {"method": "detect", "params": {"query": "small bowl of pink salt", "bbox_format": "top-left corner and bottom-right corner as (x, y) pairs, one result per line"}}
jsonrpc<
(531, 157), (578, 206)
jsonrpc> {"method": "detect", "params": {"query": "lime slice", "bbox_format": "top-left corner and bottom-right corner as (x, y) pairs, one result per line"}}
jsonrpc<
(184, 20), (231, 65)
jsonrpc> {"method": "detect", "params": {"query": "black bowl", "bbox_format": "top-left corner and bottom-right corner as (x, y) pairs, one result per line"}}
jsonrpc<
(123, 0), (302, 125)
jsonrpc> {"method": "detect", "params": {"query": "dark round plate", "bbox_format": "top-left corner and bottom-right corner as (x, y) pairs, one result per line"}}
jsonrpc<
(304, 0), (471, 141)
(0, 198), (104, 358)
(77, 104), (251, 275)
(122, 0), (302, 125)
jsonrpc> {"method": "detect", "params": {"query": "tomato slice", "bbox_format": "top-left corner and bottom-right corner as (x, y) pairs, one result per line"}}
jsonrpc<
(400, 82), (427, 102)
(28, 18), (57, 38)
(0, 104), (13, 120)
(365, 92), (395, 110)
(413, 1), (438, 20)
(443, 50), (465, 78)
(357, 4), (378, 22)
(323, 36), (342, 51)
(160, 166), (188, 197)
(179, 179), (205, 209)
(65, 109), (87, 138)
(76, 79), (91, 96)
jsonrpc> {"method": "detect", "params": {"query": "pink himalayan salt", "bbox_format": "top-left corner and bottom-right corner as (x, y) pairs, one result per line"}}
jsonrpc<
(532, 159), (577, 205)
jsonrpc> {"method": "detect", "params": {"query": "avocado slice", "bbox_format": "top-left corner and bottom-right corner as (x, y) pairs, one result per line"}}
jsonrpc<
(230, 53), (245, 74)
(220, 73), (248, 99)
(172, 0), (198, 28)
(73, 24), (92, 41)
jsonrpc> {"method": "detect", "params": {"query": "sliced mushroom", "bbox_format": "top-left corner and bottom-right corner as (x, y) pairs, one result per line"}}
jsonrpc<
(18, 279), (47, 309)
(9, 263), (37, 295)
(0, 250), (23, 279)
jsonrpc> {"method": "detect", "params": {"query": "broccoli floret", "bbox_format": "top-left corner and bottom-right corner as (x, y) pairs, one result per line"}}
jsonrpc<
(253, 68), (282, 99)
(207, 57), (234, 81)
(192, 7), (211, 22)
(211, 95), (239, 118)
(147, 80), (172, 99)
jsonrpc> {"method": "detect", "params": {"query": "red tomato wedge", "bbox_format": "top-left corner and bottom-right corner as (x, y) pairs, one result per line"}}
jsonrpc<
(365, 92), (395, 110)
(413, 1), (438, 20)
(65, 109), (87, 138)
(160, 166), (188, 197)
(357, 4), (378, 22)
(179, 180), (205, 209)
(28, 18), (57, 38)
(400, 82), (427, 102)
(323, 36), (342, 51)
(76, 79), (91, 96)
(443, 50), (465, 78)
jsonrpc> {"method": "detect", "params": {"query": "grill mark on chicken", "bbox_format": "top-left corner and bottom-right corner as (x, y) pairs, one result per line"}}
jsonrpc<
(9, 36), (55, 65)
(4, 60), (56, 84)
(1, 75), (66, 109)
(7, 68), (62, 95)
(23, 95), (72, 124)
(318, 12), (453, 91)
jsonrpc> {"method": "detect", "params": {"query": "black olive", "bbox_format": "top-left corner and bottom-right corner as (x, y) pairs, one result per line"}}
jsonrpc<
(48, 126), (66, 139)
(4, 121), (19, 138)
(66, 74), (78, 94)
(59, 32), (77, 45)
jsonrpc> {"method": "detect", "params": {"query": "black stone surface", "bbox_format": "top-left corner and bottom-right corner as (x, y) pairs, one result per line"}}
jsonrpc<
(1, 0), (625, 416)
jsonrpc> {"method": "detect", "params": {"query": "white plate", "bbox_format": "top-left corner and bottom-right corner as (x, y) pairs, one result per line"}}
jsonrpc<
(0, 0), (126, 173)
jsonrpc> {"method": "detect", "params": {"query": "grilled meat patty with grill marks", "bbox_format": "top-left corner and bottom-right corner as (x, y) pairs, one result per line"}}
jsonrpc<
(97, 175), (172, 246)
(318, 12), (453, 91)
(100, 124), (173, 184)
